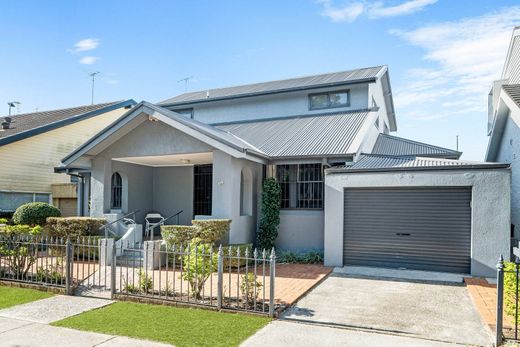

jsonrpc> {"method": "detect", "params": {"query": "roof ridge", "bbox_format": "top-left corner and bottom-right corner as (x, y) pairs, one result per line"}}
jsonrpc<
(172, 66), (386, 97)
(1, 100), (123, 119)
(212, 108), (377, 126)
(377, 133), (460, 153)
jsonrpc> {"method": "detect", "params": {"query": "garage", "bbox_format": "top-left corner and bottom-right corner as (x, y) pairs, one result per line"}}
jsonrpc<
(324, 155), (511, 277)
(343, 187), (471, 273)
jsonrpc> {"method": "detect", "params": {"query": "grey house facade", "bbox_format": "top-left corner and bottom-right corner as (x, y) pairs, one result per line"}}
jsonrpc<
(58, 66), (510, 277)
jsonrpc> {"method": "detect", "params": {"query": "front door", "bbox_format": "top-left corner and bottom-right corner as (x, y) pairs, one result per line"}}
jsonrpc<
(193, 164), (212, 217)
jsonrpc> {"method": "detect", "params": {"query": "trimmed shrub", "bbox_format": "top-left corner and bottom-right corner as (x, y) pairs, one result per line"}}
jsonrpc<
(0, 224), (42, 236)
(257, 178), (281, 251)
(13, 202), (61, 226)
(222, 243), (253, 268)
(0, 218), (8, 224)
(161, 225), (198, 246)
(45, 217), (106, 238)
(192, 219), (231, 244)
(278, 249), (324, 264)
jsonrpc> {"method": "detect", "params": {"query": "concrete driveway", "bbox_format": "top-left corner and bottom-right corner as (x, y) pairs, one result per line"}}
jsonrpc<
(276, 273), (492, 346)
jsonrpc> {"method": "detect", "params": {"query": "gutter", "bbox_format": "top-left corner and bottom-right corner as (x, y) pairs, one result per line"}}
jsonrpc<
(326, 163), (511, 174)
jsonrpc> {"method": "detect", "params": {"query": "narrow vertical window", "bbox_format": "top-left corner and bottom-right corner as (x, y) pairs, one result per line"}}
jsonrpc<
(111, 172), (122, 209)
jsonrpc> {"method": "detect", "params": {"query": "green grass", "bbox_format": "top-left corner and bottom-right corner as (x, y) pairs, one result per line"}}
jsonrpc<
(0, 286), (53, 309)
(52, 301), (271, 347)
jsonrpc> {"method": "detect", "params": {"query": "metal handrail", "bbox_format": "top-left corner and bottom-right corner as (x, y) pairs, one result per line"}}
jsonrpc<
(147, 210), (183, 241)
(99, 210), (140, 238)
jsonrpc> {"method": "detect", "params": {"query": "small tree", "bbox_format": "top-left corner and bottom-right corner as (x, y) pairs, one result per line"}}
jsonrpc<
(181, 238), (218, 299)
(257, 178), (281, 251)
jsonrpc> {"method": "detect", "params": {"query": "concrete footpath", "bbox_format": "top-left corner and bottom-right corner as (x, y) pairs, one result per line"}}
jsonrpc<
(0, 295), (171, 346)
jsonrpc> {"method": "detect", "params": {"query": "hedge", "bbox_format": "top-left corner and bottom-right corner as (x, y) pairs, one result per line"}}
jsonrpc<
(13, 202), (61, 226)
(45, 217), (107, 238)
(222, 243), (253, 268)
(161, 225), (198, 246)
(192, 219), (231, 244)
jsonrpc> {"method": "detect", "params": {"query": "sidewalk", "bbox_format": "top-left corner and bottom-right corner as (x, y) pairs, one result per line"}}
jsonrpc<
(0, 295), (171, 346)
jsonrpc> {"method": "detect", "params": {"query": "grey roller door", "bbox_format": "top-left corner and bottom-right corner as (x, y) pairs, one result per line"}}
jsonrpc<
(343, 187), (471, 273)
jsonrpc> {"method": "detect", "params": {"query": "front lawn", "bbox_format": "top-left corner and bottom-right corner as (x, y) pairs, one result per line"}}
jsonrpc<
(52, 301), (270, 347)
(0, 286), (53, 309)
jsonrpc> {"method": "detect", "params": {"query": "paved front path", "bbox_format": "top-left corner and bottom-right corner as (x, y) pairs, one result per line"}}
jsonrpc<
(0, 295), (171, 346)
(0, 317), (170, 347)
(242, 320), (458, 347)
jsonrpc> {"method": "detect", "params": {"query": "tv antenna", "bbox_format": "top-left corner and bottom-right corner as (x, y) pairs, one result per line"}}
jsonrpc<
(7, 101), (21, 116)
(456, 135), (459, 152)
(178, 76), (194, 92)
(89, 72), (100, 104)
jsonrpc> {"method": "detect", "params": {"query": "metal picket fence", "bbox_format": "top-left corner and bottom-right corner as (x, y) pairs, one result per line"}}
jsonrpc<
(496, 255), (520, 346)
(0, 235), (277, 316)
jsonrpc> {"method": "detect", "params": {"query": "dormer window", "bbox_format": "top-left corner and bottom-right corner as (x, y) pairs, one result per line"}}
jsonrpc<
(309, 90), (350, 110)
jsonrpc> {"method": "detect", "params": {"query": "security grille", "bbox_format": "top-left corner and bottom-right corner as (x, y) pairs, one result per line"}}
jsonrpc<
(276, 164), (323, 209)
(193, 165), (213, 216)
(110, 172), (122, 209)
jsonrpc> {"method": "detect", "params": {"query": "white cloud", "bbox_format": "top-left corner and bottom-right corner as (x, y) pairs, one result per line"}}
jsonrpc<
(68, 38), (100, 53)
(79, 56), (100, 65)
(318, 0), (437, 23)
(392, 7), (520, 121)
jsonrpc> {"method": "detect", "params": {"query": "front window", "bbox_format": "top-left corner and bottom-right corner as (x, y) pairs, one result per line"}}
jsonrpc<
(309, 90), (349, 110)
(111, 172), (122, 209)
(276, 164), (323, 209)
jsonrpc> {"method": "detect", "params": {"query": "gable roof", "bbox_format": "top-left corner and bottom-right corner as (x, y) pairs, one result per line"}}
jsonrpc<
(0, 100), (136, 147)
(503, 84), (520, 108)
(215, 109), (374, 158)
(61, 102), (269, 167)
(371, 134), (461, 159)
(158, 66), (385, 106)
(329, 154), (508, 174)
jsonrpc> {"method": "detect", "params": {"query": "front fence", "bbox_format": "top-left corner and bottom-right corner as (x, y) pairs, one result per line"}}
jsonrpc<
(496, 256), (520, 346)
(114, 242), (276, 316)
(0, 235), (277, 316)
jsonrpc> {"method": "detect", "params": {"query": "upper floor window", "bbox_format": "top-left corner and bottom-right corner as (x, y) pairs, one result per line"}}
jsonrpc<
(111, 172), (122, 209)
(276, 163), (323, 209)
(309, 90), (350, 110)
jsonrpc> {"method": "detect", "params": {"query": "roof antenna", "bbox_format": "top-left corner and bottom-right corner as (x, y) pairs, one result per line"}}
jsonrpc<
(89, 72), (100, 105)
(7, 101), (20, 116)
(178, 76), (193, 92)
(456, 135), (459, 152)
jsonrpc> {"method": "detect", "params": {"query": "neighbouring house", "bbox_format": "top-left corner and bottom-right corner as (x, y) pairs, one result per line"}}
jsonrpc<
(0, 100), (136, 216)
(57, 65), (510, 277)
(487, 26), (520, 247)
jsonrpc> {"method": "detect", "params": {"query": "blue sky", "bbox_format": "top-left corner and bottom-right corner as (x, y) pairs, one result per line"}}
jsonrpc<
(1, 1), (520, 160)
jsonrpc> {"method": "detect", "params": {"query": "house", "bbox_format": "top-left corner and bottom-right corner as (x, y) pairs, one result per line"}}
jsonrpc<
(0, 100), (136, 216)
(487, 26), (520, 244)
(58, 66), (510, 277)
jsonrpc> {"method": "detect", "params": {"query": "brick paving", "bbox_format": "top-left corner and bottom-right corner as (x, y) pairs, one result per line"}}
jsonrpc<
(464, 277), (514, 330)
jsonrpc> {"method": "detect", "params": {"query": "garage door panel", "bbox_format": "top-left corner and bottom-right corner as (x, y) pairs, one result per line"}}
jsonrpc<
(343, 188), (471, 273)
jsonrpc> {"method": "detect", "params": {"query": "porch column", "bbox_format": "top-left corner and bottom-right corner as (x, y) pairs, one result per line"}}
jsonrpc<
(90, 157), (112, 217)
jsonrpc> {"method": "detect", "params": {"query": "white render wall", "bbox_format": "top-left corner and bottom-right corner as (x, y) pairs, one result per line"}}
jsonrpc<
(324, 168), (511, 277)
(170, 84), (370, 124)
(276, 210), (324, 252)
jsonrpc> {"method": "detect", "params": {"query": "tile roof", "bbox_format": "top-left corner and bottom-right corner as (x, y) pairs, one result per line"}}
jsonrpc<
(371, 134), (461, 158)
(0, 101), (135, 142)
(332, 155), (508, 173)
(215, 110), (373, 158)
(159, 66), (385, 105)
(503, 84), (520, 108)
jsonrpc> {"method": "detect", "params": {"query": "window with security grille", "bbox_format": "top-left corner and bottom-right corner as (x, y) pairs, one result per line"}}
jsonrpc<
(276, 163), (323, 209)
(111, 172), (122, 209)
(193, 165), (213, 216)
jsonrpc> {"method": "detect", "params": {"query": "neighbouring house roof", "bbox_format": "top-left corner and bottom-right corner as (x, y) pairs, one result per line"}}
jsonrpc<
(0, 100), (136, 146)
(158, 66), (385, 106)
(503, 84), (520, 108)
(329, 155), (509, 174)
(215, 109), (374, 158)
(371, 134), (461, 159)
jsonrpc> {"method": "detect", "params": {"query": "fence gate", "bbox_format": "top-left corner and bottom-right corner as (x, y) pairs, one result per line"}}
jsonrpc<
(72, 238), (113, 298)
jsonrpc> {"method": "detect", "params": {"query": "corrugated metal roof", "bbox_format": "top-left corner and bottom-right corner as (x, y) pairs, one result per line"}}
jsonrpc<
(0, 101), (129, 140)
(336, 155), (507, 172)
(371, 134), (461, 158)
(159, 66), (385, 105)
(503, 84), (520, 108)
(215, 110), (372, 158)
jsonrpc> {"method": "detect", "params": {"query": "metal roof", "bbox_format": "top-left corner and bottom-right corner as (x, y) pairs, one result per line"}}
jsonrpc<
(159, 66), (385, 106)
(371, 134), (461, 158)
(503, 84), (520, 108)
(215, 110), (372, 158)
(329, 155), (508, 173)
(0, 100), (136, 145)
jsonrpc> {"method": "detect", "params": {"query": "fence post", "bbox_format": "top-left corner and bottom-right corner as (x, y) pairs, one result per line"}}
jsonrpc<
(111, 240), (116, 299)
(269, 248), (276, 318)
(65, 238), (72, 295)
(217, 245), (223, 310)
(496, 254), (504, 347)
